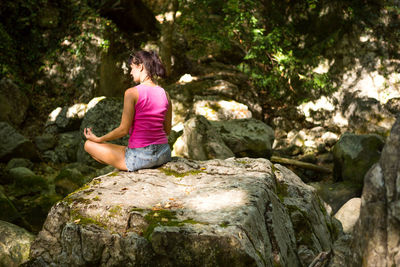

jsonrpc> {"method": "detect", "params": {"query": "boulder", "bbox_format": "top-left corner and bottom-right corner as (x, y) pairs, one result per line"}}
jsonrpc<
(0, 78), (30, 127)
(333, 198), (361, 234)
(0, 188), (21, 224)
(54, 131), (81, 163)
(34, 133), (57, 152)
(193, 95), (252, 121)
(332, 133), (385, 184)
(6, 158), (34, 172)
(385, 97), (400, 116)
(172, 115), (234, 160)
(8, 167), (48, 196)
(0, 220), (35, 267)
(55, 104), (87, 131)
(28, 157), (338, 266)
(0, 122), (38, 162)
(349, 117), (400, 266)
(210, 118), (274, 158)
(309, 181), (362, 214)
(341, 93), (395, 135)
(54, 167), (87, 197)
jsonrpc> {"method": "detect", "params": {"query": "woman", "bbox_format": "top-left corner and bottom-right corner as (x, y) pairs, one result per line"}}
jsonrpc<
(83, 50), (172, 171)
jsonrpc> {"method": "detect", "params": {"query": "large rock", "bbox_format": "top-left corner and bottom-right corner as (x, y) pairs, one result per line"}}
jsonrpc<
(172, 115), (234, 160)
(28, 158), (338, 266)
(211, 118), (274, 158)
(193, 95), (252, 121)
(0, 122), (38, 162)
(0, 220), (35, 266)
(55, 104), (87, 132)
(332, 133), (384, 184)
(0, 189), (21, 224)
(333, 198), (361, 234)
(0, 78), (30, 127)
(8, 167), (48, 196)
(54, 131), (81, 163)
(349, 117), (400, 266)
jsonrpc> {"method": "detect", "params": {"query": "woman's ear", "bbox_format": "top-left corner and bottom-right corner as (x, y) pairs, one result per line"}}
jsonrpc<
(139, 64), (144, 72)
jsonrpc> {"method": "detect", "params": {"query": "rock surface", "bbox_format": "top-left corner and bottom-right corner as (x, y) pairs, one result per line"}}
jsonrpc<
(333, 198), (361, 234)
(349, 116), (400, 266)
(27, 157), (338, 266)
(0, 220), (35, 267)
(0, 122), (38, 162)
(0, 78), (30, 127)
(211, 118), (274, 158)
(173, 115), (234, 160)
(332, 133), (384, 184)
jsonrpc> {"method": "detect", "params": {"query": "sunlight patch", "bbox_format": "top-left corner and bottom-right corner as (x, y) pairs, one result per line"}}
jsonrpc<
(186, 189), (247, 212)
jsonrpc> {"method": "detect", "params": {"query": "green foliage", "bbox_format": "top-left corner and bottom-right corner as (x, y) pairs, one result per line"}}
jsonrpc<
(177, 0), (400, 104)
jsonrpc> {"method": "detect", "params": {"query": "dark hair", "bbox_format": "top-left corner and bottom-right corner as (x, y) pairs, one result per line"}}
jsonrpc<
(128, 50), (166, 79)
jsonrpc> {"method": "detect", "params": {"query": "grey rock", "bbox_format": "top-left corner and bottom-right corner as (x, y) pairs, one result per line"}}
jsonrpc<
(42, 150), (58, 163)
(309, 181), (361, 214)
(34, 134), (57, 151)
(6, 158), (34, 171)
(0, 78), (30, 127)
(328, 234), (352, 267)
(54, 167), (86, 196)
(54, 131), (81, 163)
(173, 115), (234, 160)
(211, 118), (275, 158)
(333, 198), (361, 234)
(8, 167), (48, 196)
(385, 97), (400, 116)
(0, 189), (21, 224)
(0, 220), (35, 266)
(192, 95), (252, 121)
(28, 158), (337, 266)
(342, 94), (396, 135)
(0, 122), (38, 162)
(349, 117), (400, 266)
(332, 133), (384, 184)
(55, 104), (87, 132)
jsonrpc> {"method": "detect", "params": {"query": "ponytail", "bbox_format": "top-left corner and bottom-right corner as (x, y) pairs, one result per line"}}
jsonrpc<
(128, 50), (166, 79)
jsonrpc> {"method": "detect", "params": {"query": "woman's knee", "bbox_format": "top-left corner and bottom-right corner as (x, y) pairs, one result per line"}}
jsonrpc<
(84, 140), (95, 153)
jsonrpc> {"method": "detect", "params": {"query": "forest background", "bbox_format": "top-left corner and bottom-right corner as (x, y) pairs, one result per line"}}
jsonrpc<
(1, 0), (399, 136)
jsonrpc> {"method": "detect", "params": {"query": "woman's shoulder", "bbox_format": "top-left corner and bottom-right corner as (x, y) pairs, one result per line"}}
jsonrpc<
(124, 86), (139, 100)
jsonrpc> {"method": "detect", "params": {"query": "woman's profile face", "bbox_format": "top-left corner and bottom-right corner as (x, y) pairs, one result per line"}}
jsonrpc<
(130, 63), (141, 83)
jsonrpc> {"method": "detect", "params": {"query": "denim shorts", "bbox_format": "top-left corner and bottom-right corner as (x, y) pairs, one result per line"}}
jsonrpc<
(125, 143), (171, 172)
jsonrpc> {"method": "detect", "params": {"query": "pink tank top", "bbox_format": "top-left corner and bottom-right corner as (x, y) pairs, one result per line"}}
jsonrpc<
(128, 84), (169, 148)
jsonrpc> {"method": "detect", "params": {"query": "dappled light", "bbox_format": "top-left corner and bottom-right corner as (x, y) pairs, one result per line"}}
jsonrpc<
(185, 189), (248, 212)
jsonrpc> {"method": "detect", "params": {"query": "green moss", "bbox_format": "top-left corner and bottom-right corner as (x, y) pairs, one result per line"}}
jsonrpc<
(70, 210), (106, 228)
(235, 159), (250, 164)
(92, 196), (100, 201)
(108, 205), (122, 217)
(219, 221), (229, 228)
(130, 208), (144, 212)
(276, 181), (288, 202)
(108, 171), (119, 177)
(159, 167), (203, 178)
(142, 209), (207, 241)
(255, 249), (267, 266)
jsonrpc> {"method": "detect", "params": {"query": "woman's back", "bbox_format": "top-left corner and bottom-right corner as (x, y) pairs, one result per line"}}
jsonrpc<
(128, 84), (169, 148)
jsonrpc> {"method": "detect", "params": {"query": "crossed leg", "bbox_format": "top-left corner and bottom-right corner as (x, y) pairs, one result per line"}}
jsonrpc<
(84, 140), (128, 171)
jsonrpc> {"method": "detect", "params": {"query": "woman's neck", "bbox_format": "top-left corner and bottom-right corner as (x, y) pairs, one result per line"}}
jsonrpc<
(140, 76), (156, 87)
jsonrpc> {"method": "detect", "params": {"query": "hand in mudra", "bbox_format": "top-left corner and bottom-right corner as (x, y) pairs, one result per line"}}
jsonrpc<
(84, 128), (101, 143)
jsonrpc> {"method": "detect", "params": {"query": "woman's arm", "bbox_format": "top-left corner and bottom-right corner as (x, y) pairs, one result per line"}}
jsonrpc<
(163, 91), (172, 136)
(84, 88), (137, 143)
